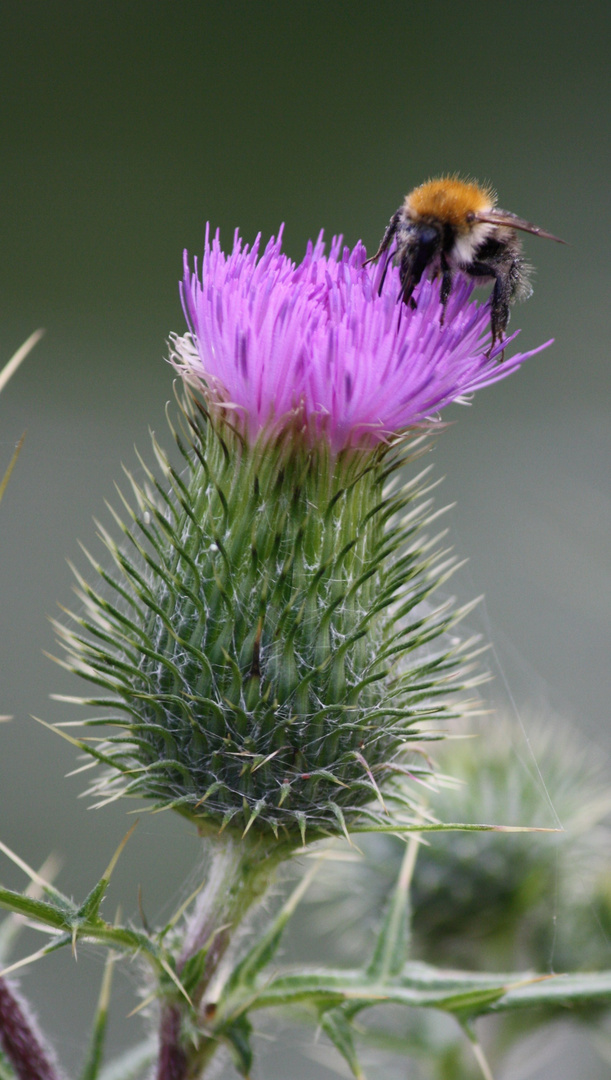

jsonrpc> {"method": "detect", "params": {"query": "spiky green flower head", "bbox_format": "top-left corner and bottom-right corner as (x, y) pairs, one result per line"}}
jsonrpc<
(307, 714), (611, 974)
(409, 714), (611, 972)
(55, 226), (549, 846)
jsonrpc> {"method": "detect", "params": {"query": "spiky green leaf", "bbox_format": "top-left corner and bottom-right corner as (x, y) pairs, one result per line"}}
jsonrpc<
(225, 865), (318, 995)
(219, 962), (611, 1021)
(80, 951), (115, 1080)
(319, 1008), (366, 1079)
(222, 1014), (253, 1078)
(366, 842), (414, 980)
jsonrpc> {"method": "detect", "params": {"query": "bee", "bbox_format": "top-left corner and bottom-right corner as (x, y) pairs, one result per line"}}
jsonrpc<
(364, 176), (564, 357)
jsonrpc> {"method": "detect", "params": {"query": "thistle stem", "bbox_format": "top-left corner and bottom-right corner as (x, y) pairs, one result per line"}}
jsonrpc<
(157, 835), (283, 1080)
(157, 1006), (188, 1080)
(0, 977), (62, 1080)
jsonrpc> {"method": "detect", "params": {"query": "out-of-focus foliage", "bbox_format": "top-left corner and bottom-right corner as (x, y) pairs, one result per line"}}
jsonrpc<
(290, 712), (611, 1077)
(300, 713), (611, 974)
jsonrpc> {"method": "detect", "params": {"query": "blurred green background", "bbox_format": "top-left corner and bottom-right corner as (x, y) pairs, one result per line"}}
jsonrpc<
(0, 2), (609, 1076)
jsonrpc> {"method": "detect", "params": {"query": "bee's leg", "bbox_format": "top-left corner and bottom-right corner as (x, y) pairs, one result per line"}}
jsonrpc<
(395, 256), (417, 329)
(488, 275), (511, 360)
(377, 249), (395, 295)
(397, 223), (441, 310)
(398, 262), (417, 309)
(363, 211), (402, 295)
(439, 254), (453, 327)
(363, 215), (399, 266)
(468, 260), (511, 361)
(362, 227), (393, 267)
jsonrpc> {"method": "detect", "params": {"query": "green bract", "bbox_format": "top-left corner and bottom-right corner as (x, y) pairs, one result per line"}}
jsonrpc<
(55, 393), (474, 842)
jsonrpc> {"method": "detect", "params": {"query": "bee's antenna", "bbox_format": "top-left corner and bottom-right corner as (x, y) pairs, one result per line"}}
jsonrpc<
(475, 211), (566, 244)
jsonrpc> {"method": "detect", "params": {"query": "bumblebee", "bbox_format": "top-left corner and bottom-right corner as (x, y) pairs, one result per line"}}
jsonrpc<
(365, 177), (564, 356)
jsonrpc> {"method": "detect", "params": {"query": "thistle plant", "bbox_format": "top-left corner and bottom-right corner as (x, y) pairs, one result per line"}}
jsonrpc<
(1, 231), (610, 1080)
(55, 228), (545, 845)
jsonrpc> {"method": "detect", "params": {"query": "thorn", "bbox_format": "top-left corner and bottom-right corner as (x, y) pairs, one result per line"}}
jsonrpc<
(0, 329), (44, 395)
(241, 801), (265, 838)
(101, 820), (139, 882)
(295, 812), (306, 846)
(354, 752), (388, 815)
(138, 884), (151, 934)
(126, 988), (158, 1018)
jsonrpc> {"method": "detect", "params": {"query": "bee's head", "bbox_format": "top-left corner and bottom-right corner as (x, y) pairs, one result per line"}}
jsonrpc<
(404, 177), (496, 234)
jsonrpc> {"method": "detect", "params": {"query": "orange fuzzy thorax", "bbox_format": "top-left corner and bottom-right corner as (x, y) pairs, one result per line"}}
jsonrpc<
(405, 178), (495, 229)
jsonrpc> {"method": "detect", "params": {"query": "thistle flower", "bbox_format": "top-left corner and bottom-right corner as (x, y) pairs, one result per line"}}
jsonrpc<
(174, 226), (549, 452)
(55, 227), (549, 846)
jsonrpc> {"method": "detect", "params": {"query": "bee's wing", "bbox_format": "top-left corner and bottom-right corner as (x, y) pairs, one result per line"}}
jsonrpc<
(474, 209), (566, 243)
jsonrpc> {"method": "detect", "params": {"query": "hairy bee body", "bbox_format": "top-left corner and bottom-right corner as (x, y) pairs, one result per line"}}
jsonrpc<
(366, 177), (563, 357)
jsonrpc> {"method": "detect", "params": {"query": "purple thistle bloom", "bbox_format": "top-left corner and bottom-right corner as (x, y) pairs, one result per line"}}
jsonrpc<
(174, 225), (551, 452)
